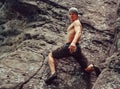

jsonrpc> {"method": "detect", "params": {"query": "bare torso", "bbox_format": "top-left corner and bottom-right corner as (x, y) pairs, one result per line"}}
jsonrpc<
(66, 19), (81, 43)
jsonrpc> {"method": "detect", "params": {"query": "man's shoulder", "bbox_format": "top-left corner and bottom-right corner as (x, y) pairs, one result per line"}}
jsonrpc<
(74, 20), (81, 26)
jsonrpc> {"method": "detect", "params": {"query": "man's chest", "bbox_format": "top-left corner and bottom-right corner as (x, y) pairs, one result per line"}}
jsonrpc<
(67, 23), (75, 32)
(67, 27), (75, 35)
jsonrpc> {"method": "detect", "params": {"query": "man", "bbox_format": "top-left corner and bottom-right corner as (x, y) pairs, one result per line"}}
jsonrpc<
(45, 7), (101, 84)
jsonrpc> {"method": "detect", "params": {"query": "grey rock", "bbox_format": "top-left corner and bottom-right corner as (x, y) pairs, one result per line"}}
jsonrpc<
(0, 0), (119, 89)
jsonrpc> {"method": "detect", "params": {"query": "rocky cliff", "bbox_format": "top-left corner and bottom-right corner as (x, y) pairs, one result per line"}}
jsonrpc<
(0, 0), (119, 89)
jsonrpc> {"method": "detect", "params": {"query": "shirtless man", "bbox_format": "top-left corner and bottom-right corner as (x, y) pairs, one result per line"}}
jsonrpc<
(45, 7), (101, 84)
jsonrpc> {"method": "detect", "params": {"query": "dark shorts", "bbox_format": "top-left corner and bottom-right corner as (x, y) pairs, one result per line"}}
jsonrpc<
(52, 43), (88, 69)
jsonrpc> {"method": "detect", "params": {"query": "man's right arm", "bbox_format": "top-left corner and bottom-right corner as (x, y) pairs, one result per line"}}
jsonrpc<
(69, 21), (82, 53)
(71, 21), (82, 44)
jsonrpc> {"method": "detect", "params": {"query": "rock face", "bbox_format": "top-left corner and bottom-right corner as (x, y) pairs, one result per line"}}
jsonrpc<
(92, 52), (120, 89)
(92, 3), (120, 89)
(0, 0), (119, 89)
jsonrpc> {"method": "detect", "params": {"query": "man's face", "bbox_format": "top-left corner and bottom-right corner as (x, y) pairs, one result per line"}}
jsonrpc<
(68, 12), (78, 22)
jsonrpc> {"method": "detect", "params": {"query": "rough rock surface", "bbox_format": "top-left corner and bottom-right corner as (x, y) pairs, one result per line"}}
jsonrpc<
(92, 3), (120, 89)
(92, 52), (120, 89)
(0, 0), (119, 89)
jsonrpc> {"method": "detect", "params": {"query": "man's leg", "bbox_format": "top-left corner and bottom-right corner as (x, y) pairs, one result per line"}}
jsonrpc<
(48, 53), (56, 75)
(75, 54), (101, 77)
(73, 46), (101, 76)
(48, 44), (70, 74)
(45, 53), (57, 84)
(45, 44), (70, 84)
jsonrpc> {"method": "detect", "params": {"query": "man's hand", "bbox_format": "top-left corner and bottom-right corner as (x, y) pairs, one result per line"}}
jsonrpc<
(69, 43), (76, 53)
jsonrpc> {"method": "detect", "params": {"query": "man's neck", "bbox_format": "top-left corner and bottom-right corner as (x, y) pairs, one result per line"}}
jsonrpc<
(71, 18), (78, 23)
